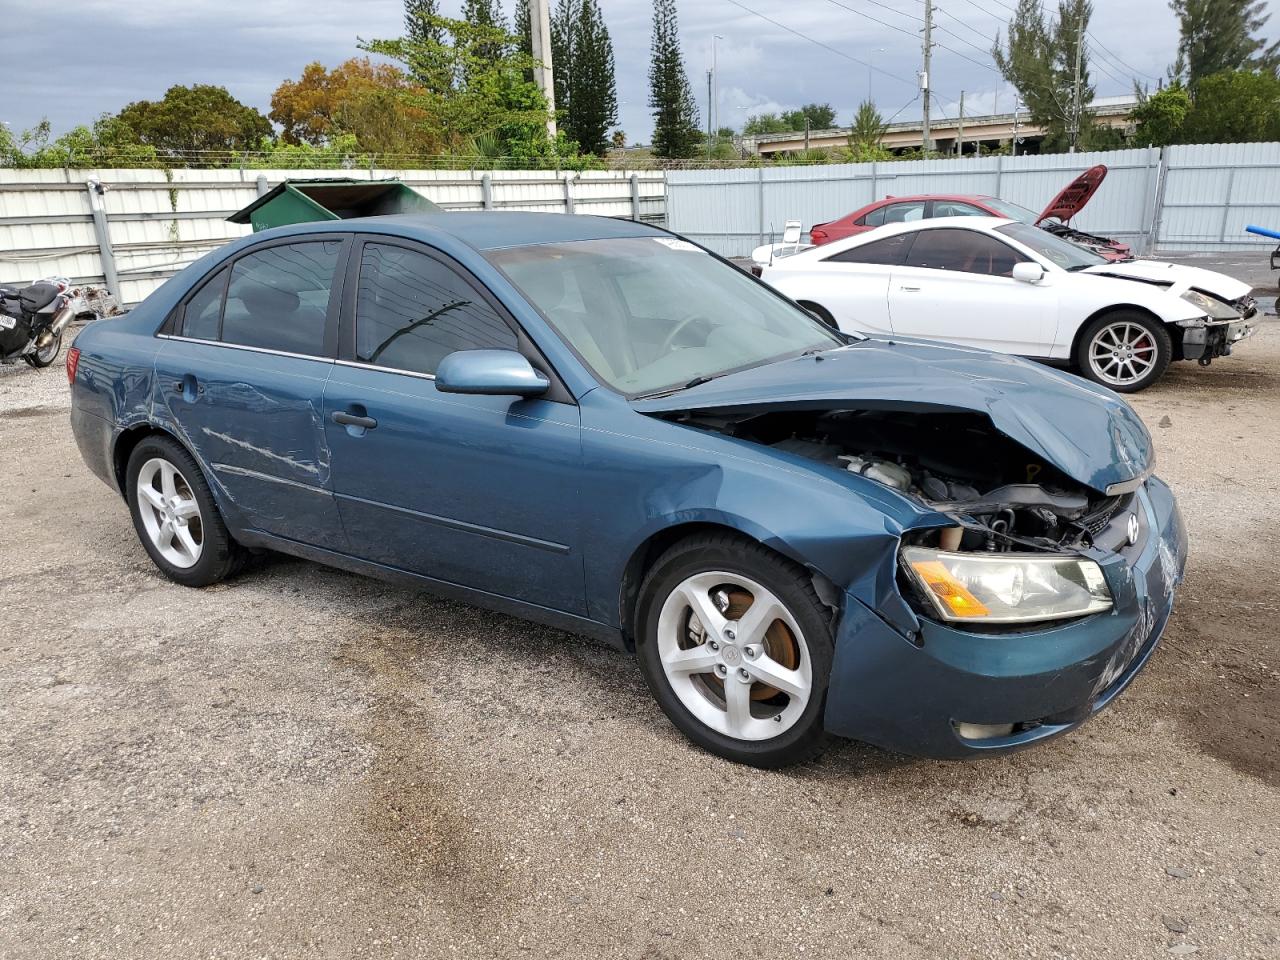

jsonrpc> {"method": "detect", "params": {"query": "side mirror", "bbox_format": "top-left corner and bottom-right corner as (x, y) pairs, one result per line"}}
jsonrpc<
(1012, 262), (1046, 284)
(435, 349), (550, 397)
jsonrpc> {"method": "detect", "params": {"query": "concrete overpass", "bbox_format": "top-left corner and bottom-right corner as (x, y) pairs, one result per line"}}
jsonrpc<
(741, 96), (1139, 157)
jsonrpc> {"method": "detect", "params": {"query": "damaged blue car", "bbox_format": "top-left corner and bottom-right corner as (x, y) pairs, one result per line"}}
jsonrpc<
(68, 213), (1187, 768)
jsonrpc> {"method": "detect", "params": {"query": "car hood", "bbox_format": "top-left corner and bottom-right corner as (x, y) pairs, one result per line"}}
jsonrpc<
(1036, 164), (1108, 224)
(1081, 259), (1252, 300)
(632, 339), (1153, 495)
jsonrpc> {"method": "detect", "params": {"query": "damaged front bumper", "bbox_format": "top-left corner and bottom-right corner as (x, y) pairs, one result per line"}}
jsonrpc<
(823, 476), (1187, 759)
(1180, 314), (1258, 363)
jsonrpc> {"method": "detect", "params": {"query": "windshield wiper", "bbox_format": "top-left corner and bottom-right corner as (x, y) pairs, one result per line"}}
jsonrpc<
(635, 373), (721, 400)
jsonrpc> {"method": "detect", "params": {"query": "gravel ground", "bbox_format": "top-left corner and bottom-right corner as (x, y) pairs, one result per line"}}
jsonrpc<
(2, 308), (1278, 959)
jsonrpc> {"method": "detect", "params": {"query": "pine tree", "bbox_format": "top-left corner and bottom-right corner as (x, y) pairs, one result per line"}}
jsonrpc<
(550, 0), (577, 128)
(463, 0), (509, 67)
(566, 0), (617, 154)
(513, 0), (533, 82)
(1170, 0), (1279, 85)
(648, 0), (700, 158)
(405, 0), (444, 45)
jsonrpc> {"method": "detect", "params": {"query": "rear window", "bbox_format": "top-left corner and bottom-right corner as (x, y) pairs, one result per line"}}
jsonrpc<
(221, 242), (341, 356)
(824, 232), (913, 266)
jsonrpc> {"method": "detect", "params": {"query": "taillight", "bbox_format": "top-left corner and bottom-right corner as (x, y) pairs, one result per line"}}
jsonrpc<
(66, 346), (80, 385)
(810, 228), (828, 244)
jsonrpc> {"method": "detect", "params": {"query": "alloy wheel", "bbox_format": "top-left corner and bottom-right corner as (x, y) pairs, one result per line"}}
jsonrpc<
(1088, 321), (1157, 387)
(135, 457), (204, 569)
(656, 571), (813, 741)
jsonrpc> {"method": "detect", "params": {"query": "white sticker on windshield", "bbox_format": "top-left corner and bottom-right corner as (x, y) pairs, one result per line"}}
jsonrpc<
(652, 237), (700, 252)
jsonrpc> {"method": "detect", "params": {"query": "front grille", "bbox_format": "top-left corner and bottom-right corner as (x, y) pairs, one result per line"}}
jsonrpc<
(1078, 494), (1131, 537)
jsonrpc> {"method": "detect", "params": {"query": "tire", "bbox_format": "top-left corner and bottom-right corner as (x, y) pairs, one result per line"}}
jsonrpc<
(798, 300), (838, 329)
(125, 435), (246, 587)
(23, 332), (61, 368)
(635, 533), (834, 768)
(1074, 310), (1172, 393)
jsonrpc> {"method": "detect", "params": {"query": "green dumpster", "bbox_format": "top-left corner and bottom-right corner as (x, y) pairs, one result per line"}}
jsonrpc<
(227, 178), (443, 232)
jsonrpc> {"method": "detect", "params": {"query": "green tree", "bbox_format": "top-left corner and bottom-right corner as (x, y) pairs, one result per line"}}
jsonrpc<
(743, 113), (788, 135)
(362, 13), (584, 166)
(648, 0), (701, 158)
(848, 100), (887, 148)
(115, 85), (272, 160)
(405, 0), (444, 45)
(781, 103), (837, 130)
(1170, 0), (1279, 86)
(1182, 69), (1280, 141)
(0, 115), (159, 168)
(550, 0), (576, 123)
(993, 0), (1102, 151)
(564, 0), (617, 154)
(1132, 83), (1193, 145)
(463, 0), (509, 70)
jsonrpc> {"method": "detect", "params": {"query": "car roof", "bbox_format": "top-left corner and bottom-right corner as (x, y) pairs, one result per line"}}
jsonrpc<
(245, 211), (667, 252)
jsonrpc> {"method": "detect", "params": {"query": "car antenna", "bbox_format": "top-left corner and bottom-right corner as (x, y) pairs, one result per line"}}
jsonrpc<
(768, 222), (775, 267)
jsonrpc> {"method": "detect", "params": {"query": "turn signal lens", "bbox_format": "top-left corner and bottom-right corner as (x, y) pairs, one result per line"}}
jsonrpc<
(65, 346), (80, 385)
(908, 560), (992, 618)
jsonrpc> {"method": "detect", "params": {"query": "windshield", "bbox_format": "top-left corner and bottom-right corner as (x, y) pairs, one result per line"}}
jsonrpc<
(979, 197), (1041, 223)
(996, 221), (1106, 271)
(488, 237), (846, 397)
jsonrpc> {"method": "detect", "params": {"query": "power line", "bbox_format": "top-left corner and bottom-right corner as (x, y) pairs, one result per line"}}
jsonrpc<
(820, 0), (1001, 75)
(721, 0), (919, 89)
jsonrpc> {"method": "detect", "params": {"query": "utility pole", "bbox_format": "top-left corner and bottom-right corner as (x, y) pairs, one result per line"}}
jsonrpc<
(956, 90), (964, 157)
(713, 35), (724, 136)
(707, 69), (713, 160)
(1012, 100), (1022, 158)
(804, 116), (811, 151)
(1068, 4), (1085, 152)
(529, 0), (556, 138)
(920, 0), (933, 154)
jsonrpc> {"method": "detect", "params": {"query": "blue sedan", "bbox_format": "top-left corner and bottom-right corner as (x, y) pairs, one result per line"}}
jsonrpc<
(68, 213), (1186, 767)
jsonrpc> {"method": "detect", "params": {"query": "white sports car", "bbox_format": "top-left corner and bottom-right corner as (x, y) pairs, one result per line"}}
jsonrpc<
(757, 216), (1258, 392)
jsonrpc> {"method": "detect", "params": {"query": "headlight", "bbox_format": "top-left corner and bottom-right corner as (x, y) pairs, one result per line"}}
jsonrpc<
(902, 548), (1113, 625)
(1180, 288), (1239, 320)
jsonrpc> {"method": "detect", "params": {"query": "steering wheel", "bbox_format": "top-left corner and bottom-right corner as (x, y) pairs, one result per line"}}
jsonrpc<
(659, 312), (711, 354)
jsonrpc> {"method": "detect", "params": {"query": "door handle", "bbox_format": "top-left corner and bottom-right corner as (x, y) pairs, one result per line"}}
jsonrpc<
(331, 410), (378, 430)
(899, 285), (921, 292)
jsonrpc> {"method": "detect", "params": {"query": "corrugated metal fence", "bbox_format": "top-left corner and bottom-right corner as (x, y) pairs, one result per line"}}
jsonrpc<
(3, 144), (1279, 306)
(666, 143), (1280, 258)
(0, 167), (666, 305)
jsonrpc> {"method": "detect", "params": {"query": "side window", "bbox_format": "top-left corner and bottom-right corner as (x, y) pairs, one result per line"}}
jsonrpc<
(904, 229), (1026, 276)
(933, 201), (986, 218)
(856, 205), (887, 228)
(181, 268), (227, 340)
(354, 243), (517, 375)
(824, 232), (913, 266)
(880, 201), (926, 225)
(222, 241), (341, 355)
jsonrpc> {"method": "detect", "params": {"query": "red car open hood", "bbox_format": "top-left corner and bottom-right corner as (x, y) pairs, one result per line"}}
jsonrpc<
(1036, 164), (1108, 224)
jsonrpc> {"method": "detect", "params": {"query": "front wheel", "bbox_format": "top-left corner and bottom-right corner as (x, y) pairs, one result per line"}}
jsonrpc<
(635, 534), (833, 768)
(23, 332), (62, 368)
(1075, 311), (1171, 393)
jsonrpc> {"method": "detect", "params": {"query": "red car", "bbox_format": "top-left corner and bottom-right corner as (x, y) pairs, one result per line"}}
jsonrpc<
(808, 165), (1132, 262)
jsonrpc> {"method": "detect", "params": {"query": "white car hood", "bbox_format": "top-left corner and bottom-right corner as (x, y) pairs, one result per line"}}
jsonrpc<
(1082, 259), (1252, 301)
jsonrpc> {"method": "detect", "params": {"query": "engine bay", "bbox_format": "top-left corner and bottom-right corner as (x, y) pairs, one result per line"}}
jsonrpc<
(675, 407), (1126, 555)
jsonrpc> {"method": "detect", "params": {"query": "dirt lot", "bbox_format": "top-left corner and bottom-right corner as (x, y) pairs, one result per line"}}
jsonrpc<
(2, 309), (1278, 959)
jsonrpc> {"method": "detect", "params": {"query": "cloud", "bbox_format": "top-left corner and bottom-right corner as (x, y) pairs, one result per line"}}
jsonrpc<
(4, 0), (1190, 147)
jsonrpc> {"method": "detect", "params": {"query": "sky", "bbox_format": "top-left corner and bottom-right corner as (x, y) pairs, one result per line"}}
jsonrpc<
(0, 0), (1264, 148)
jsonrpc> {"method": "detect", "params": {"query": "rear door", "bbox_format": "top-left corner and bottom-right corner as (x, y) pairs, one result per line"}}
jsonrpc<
(322, 237), (586, 615)
(154, 236), (351, 550)
(802, 232), (914, 334)
(887, 228), (1057, 355)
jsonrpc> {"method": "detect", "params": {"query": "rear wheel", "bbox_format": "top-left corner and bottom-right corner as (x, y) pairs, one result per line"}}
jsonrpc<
(126, 435), (245, 587)
(635, 534), (833, 768)
(23, 331), (61, 368)
(1075, 311), (1171, 392)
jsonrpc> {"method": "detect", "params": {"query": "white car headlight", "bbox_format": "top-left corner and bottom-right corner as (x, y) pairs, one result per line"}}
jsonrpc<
(1179, 288), (1239, 321)
(902, 547), (1113, 625)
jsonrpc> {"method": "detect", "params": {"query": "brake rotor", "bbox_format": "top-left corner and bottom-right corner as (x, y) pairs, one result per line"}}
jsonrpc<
(683, 587), (800, 702)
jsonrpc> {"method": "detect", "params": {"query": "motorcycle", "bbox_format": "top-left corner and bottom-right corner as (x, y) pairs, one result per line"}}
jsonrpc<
(0, 278), (78, 369)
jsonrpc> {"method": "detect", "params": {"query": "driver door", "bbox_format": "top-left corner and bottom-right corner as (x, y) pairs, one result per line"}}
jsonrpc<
(888, 228), (1057, 355)
(322, 238), (587, 615)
